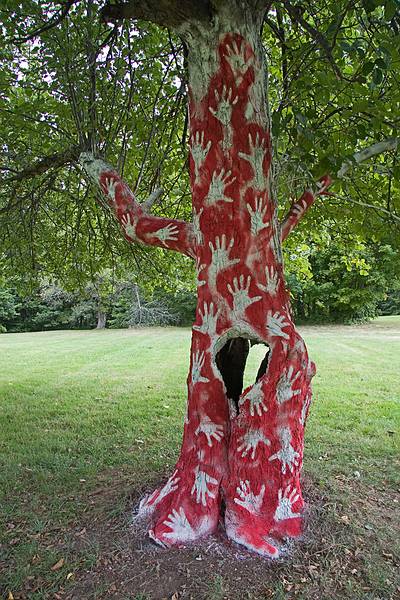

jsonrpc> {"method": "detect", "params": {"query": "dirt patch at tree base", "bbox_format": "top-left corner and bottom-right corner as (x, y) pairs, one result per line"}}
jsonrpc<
(2, 473), (399, 600)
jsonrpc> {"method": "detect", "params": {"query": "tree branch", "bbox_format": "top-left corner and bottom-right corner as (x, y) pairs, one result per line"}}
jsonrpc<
(12, 1), (78, 45)
(100, 0), (212, 29)
(337, 138), (399, 178)
(281, 175), (332, 242)
(2, 145), (81, 184)
(283, 0), (355, 82)
(79, 152), (195, 258)
(281, 137), (399, 241)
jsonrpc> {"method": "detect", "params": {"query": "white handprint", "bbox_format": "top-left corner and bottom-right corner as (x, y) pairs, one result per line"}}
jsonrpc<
(239, 380), (268, 417)
(104, 177), (118, 201)
(154, 223), (179, 245)
(269, 427), (300, 474)
(195, 416), (224, 447)
(209, 86), (238, 126)
(190, 131), (212, 182)
(246, 196), (270, 235)
(193, 302), (220, 336)
(266, 311), (290, 340)
(234, 480), (265, 514)
(192, 207), (204, 246)
(274, 485), (300, 521)
(196, 259), (206, 287)
(237, 429), (271, 460)
(139, 470), (180, 515)
(209, 86), (238, 149)
(227, 274), (262, 320)
(276, 366), (301, 405)
(257, 266), (279, 296)
(191, 466), (218, 506)
(206, 169), (236, 206)
(163, 507), (196, 542)
(121, 212), (138, 241)
(299, 390), (312, 426)
(238, 132), (268, 190)
(225, 39), (254, 84)
(292, 198), (308, 216)
(208, 235), (240, 284)
(158, 470), (180, 502)
(191, 350), (209, 385)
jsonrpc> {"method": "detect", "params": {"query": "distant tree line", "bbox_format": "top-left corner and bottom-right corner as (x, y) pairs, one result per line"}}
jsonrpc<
(1, 238), (399, 333)
(0, 279), (198, 333)
(287, 240), (400, 323)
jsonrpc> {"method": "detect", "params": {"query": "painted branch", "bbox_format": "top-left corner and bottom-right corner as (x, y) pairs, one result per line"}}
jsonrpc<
(100, 0), (212, 29)
(79, 152), (195, 258)
(281, 137), (399, 241)
(281, 175), (332, 242)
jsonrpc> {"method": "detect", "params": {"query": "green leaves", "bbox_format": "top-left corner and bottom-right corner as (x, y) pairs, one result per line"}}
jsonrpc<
(0, 0), (399, 289)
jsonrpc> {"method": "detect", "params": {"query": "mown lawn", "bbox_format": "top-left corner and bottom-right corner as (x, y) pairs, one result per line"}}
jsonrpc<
(0, 318), (399, 599)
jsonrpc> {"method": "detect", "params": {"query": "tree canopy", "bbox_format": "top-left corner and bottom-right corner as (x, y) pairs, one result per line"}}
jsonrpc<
(1, 0), (399, 291)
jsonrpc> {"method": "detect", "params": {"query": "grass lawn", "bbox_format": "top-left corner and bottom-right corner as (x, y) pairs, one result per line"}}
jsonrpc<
(0, 317), (399, 599)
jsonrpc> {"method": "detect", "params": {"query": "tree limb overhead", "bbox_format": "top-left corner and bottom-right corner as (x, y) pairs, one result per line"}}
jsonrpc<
(2, 145), (82, 184)
(100, 0), (213, 29)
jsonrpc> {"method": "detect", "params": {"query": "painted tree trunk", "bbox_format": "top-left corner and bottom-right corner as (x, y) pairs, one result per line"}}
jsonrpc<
(140, 22), (315, 558)
(80, 11), (316, 558)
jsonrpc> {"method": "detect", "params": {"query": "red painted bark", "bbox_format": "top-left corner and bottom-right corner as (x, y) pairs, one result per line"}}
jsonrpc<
(80, 13), (329, 557)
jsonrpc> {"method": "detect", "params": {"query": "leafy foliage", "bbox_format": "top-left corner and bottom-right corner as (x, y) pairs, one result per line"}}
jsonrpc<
(289, 236), (400, 322)
(0, 0), (399, 305)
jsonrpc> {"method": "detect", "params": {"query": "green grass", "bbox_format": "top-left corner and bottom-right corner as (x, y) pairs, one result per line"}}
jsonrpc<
(0, 317), (399, 599)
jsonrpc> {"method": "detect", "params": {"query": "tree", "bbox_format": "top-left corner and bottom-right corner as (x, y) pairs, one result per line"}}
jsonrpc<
(1, 0), (399, 557)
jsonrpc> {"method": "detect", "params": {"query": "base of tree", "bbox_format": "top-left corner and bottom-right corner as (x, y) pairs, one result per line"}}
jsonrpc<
(136, 487), (304, 558)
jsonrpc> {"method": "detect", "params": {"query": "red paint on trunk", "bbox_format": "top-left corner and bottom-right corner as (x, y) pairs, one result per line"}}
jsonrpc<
(90, 33), (317, 557)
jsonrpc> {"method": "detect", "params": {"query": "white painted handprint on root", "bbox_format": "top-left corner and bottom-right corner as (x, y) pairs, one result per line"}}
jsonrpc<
(162, 507), (196, 543)
(234, 480), (265, 514)
(274, 485), (300, 521)
(191, 466), (218, 506)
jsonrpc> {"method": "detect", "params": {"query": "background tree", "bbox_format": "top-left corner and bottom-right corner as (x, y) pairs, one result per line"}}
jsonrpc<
(0, 0), (399, 557)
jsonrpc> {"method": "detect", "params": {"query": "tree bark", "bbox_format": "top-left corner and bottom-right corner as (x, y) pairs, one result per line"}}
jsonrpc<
(96, 311), (107, 329)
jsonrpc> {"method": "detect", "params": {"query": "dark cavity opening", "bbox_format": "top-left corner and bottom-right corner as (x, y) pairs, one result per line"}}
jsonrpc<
(215, 338), (270, 410)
